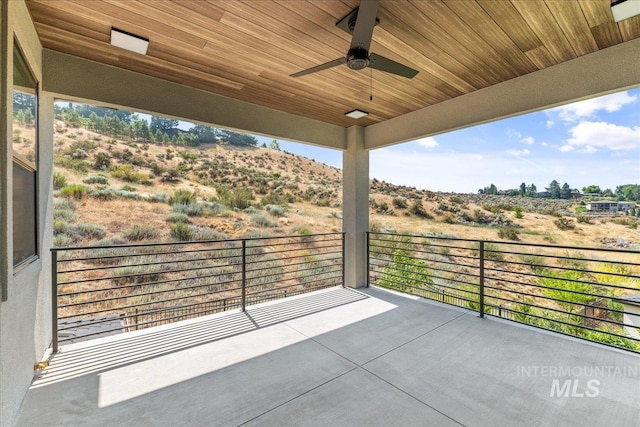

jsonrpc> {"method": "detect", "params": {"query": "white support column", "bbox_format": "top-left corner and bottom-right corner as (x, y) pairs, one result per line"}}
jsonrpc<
(342, 125), (369, 288)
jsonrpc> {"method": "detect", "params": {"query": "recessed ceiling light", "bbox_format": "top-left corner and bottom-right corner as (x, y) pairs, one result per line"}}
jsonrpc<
(110, 28), (149, 55)
(345, 109), (369, 119)
(611, 0), (640, 22)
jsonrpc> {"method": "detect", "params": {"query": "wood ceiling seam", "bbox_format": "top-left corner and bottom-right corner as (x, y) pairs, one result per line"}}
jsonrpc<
(380, 3), (494, 89)
(544, 0), (599, 57)
(443, 0), (538, 77)
(413, 0), (523, 81)
(510, 1), (578, 63)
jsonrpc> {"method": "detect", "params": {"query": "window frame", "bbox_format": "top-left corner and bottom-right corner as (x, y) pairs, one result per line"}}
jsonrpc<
(11, 39), (39, 272)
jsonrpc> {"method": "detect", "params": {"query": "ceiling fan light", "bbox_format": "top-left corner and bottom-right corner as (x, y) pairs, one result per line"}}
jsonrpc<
(110, 28), (149, 55)
(611, 0), (640, 22)
(345, 109), (369, 119)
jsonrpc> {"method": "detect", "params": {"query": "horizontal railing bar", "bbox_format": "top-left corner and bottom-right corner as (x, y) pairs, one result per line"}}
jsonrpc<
(56, 245), (243, 265)
(482, 287), (630, 326)
(57, 252), (243, 274)
(58, 280), (243, 312)
(369, 232), (640, 255)
(483, 302), (639, 344)
(53, 232), (344, 253)
(244, 243), (342, 260)
(59, 288), (244, 320)
(483, 267), (638, 294)
(482, 279), (631, 315)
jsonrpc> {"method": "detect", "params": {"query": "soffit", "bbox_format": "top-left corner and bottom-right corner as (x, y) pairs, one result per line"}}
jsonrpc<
(26, 0), (640, 128)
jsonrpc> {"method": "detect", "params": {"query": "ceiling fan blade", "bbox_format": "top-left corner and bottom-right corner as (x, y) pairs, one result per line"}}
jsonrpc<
(290, 58), (346, 77)
(350, 0), (379, 52)
(369, 53), (419, 79)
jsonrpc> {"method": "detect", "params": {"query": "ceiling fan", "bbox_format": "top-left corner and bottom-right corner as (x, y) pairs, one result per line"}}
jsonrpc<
(290, 0), (419, 79)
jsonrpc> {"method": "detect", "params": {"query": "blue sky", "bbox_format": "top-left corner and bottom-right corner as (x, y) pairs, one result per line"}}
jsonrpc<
(273, 87), (639, 193)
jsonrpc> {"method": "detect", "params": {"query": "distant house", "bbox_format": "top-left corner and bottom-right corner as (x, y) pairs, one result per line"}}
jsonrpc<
(536, 191), (551, 198)
(616, 295), (640, 340)
(586, 200), (635, 212)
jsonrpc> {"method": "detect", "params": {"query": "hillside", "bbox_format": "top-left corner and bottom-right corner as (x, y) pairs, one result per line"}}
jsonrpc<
(47, 120), (639, 250)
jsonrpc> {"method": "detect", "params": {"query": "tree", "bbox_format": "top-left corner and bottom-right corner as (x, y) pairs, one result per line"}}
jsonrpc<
(63, 109), (82, 128)
(548, 180), (561, 198)
(616, 184), (640, 202)
(269, 139), (280, 150)
(526, 183), (537, 197)
(560, 183), (572, 199)
(215, 129), (258, 146)
(582, 185), (601, 194)
(150, 116), (179, 137)
(190, 124), (217, 144)
(519, 182), (526, 196)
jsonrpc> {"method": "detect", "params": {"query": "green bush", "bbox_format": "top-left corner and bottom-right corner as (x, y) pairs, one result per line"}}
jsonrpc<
(53, 233), (75, 247)
(110, 164), (147, 183)
(53, 172), (67, 190)
(71, 222), (107, 240)
(83, 174), (109, 185)
(90, 188), (116, 201)
(191, 226), (223, 241)
(554, 217), (575, 230)
(53, 219), (68, 235)
(53, 208), (76, 222)
(172, 202), (204, 217)
(215, 185), (254, 210)
(513, 206), (524, 219)
(251, 213), (277, 228)
(294, 226), (312, 235)
(147, 192), (168, 203)
(170, 222), (194, 241)
(264, 204), (286, 217)
(576, 215), (592, 224)
(123, 224), (159, 241)
(166, 213), (191, 223)
(56, 156), (90, 173)
(54, 197), (76, 211)
(497, 227), (520, 241)
(410, 200), (432, 219)
(392, 197), (408, 209)
(168, 189), (198, 205)
(59, 184), (88, 200)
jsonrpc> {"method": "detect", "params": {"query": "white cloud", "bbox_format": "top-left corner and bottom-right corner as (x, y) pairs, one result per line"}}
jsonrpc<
(507, 129), (534, 145)
(553, 91), (638, 122)
(541, 142), (549, 147)
(506, 148), (530, 157)
(546, 120), (554, 128)
(563, 121), (640, 152)
(415, 137), (439, 149)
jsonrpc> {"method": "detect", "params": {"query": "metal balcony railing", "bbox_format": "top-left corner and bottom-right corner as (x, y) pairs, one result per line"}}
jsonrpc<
(51, 232), (344, 351)
(368, 231), (640, 354)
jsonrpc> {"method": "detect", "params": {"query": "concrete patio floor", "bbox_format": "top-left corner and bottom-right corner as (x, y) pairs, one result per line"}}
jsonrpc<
(17, 286), (640, 427)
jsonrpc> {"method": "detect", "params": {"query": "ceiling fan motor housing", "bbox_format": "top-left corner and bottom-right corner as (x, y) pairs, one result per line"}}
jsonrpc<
(347, 47), (370, 70)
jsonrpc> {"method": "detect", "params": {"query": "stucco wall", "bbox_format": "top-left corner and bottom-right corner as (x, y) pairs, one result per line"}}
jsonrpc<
(0, 1), (52, 425)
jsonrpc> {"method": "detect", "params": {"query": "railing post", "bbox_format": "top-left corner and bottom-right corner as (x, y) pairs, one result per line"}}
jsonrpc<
(364, 232), (369, 287)
(51, 250), (58, 353)
(479, 241), (485, 318)
(241, 239), (247, 312)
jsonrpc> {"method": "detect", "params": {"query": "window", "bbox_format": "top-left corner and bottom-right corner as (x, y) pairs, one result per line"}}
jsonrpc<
(12, 40), (38, 269)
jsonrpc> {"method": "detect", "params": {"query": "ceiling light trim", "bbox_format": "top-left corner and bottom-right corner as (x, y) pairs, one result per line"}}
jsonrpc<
(110, 28), (149, 55)
(611, 0), (640, 22)
(345, 109), (369, 119)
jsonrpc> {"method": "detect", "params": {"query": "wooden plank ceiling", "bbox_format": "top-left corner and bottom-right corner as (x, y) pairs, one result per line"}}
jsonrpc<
(26, 0), (640, 128)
